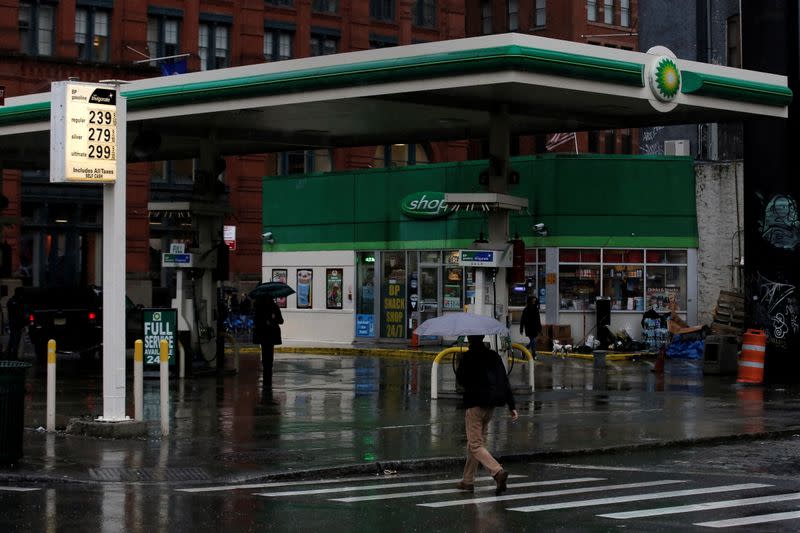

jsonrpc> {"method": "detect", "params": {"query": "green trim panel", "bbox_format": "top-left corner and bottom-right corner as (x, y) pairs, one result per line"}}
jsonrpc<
(263, 154), (699, 253)
(681, 70), (793, 107)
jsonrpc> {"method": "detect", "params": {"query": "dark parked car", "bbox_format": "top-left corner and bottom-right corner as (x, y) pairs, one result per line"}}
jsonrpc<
(19, 286), (142, 365)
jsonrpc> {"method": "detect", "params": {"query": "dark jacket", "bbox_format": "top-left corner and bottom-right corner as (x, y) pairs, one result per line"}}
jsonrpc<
(253, 297), (283, 346)
(520, 302), (542, 337)
(456, 344), (516, 411)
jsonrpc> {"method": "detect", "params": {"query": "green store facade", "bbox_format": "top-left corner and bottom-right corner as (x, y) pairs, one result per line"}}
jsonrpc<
(262, 154), (697, 346)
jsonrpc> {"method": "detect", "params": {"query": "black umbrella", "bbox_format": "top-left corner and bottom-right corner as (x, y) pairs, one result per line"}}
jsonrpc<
(249, 281), (295, 299)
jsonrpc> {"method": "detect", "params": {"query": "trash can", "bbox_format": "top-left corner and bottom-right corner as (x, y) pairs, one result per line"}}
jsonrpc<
(0, 361), (32, 465)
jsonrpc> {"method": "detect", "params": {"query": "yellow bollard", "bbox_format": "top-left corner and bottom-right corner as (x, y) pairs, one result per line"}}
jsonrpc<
(134, 340), (143, 421)
(160, 339), (169, 436)
(46, 339), (56, 432)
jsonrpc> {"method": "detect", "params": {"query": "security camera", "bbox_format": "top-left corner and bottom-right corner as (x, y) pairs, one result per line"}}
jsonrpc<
(262, 231), (273, 239)
(533, 223), (545, 232)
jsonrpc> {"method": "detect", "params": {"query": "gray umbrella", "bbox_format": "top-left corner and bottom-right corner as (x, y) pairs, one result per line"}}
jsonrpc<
(414, 312), (508, 337)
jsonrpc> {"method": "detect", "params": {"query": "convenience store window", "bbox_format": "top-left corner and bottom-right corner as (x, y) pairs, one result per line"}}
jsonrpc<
(603, 249), (644, 310)
(646, 250), (688, 312)
(557, 248), (689, 313)
(513, 248), (545, 308)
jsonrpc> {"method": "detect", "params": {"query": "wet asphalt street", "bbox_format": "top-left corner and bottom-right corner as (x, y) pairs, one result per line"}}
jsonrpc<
(4, 437), (800, 532)
(3, 347), (800, 530)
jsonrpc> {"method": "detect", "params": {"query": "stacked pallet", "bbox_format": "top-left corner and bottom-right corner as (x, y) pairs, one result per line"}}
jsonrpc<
(711, 290), (746, 336)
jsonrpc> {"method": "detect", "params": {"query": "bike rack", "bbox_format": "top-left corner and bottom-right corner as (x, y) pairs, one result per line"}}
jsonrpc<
(430, 343), (534, 399)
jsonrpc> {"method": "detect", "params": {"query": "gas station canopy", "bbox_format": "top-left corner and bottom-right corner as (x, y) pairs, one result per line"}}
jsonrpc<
(0, 32), (791, 168)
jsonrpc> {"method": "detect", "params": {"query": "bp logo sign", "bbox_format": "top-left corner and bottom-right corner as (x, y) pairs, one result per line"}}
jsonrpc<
(400, 192), (451, 219)
(649, 56), (681, 102)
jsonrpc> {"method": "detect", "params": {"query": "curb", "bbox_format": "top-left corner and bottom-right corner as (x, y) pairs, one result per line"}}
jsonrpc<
(4, 427), (800, 485)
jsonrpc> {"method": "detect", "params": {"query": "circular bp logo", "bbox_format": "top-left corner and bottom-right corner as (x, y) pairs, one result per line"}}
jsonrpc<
(649, 56), (681, 102)
(400, 191), (451, 219)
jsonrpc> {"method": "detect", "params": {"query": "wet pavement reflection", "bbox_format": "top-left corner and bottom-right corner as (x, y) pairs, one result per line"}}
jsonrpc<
(8, 351), (800, 485)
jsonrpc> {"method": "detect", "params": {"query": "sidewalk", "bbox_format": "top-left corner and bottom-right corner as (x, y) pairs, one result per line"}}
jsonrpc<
(3, 342), (800, 485)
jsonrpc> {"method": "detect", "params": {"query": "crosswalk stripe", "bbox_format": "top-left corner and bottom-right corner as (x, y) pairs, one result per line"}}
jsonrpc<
(256, 475), (524, 497)
(332, 477), (605, 503)
(599, 491), (800, 519)
(508, 483), (771, 513)
(0, 487), (39, 492)
(695, 509), (800, 528)
(176, 472), (446, 493)
(417, 479), (687, 508)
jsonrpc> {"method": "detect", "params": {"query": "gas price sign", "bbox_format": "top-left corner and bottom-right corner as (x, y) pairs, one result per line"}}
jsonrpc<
(50, 81), (119, 183)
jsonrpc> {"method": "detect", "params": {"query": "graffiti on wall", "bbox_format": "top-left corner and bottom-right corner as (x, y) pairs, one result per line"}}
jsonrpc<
(639, 126), (665, 155)
(757, 193), (800, 250)
(751, 271), (799, 348)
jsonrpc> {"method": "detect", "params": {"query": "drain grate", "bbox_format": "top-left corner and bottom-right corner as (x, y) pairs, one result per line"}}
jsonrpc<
(89, 467), (210, 482)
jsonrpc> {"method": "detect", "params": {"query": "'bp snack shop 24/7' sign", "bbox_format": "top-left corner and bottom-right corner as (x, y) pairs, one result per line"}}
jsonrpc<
(50, 81), (119, 183)
(143, 308), (177, 368)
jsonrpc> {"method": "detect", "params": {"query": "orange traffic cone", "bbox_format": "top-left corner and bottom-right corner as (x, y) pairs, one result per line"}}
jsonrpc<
(652, 345), (665, 374)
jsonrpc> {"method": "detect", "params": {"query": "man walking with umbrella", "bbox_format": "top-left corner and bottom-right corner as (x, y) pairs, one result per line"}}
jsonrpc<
(251, 282), (293, 392)
(456, 334), (518, 495)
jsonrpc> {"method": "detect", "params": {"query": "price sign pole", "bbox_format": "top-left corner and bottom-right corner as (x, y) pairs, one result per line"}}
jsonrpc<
(50, 81), (128, 421)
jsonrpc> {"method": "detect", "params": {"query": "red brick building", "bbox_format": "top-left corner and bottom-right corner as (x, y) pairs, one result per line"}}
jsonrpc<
(0, 0), (637, 301)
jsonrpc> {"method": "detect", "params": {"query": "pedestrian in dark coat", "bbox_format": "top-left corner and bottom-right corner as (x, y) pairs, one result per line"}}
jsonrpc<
(253, 296), (283, 390)
(455, 335), (518, 496)
(520, 296), (542, 357)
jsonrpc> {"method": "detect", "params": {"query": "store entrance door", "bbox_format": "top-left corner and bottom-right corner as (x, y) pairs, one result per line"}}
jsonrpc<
(418, 265), (441, 329)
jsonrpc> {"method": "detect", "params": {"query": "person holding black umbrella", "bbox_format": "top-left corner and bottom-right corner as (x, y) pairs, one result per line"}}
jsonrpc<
(253, 296), (283, 391)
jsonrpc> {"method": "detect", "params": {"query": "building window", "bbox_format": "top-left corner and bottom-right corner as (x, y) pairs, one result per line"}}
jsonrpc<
(279, 150), (332, 175)
(620, 128), (632, 154)
(369, 35), (397, 49)
(199, 22), (229, 71)
(370, 0), (395, 21)
(604, 130), (615, 154)
(727, 15), (741, 68)
(534, 0), (546, 27)
(620, 0), (630, 27)
(603, 0), (614, 24)
(310, 33), (338, 56)
(75, 6), (110, 62)
(372, 144), (430, 168)
(481, 0), (492, 34)
(587, 131), (599, 152)
(147, 16), (180, 65)
(587, 0), (597, 22)
(507, 0), (519, 31)
(266, 0), (293, 6)
(19, 1), (54, 56)
(264, 29), (293, 61)
(149, 159), (195, 186)
(312, 0), (338, 13)
(412, 0), (435, 27)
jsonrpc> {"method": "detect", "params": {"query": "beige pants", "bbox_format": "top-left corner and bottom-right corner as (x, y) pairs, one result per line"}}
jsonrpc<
(461, 406), (502, 483)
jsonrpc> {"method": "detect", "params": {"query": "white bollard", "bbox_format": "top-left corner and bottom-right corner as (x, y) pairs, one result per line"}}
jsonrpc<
(46, 339), (56, 432)
(160, 339), (169, 436)
(134, 340), (143, 421)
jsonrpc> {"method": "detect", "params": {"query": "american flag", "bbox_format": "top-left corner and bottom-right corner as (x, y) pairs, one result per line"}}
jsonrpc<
(545, 131), (577, 151)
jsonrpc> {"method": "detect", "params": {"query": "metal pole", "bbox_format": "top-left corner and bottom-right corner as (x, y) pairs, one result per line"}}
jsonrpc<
(100, 91), (127, 421)
(46, 339), (56, 432)
(160, 339), (169, 436)
(134, 340), (143, 421)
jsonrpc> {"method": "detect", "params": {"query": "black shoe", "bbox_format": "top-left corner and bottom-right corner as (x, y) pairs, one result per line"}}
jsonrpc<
(455, 481), (474, 493)
(494, 469), (509, 495)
